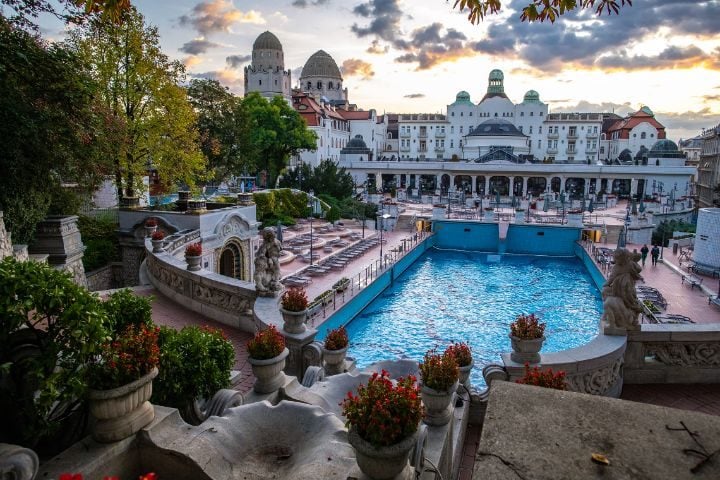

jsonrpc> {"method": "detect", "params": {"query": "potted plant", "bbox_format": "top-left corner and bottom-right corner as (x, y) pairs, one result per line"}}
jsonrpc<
(144, 218), (158, 237)
(323, 326), (349, 375)
(247, 326), (289, 394)
(341, 370), (423, 479)
(447, 341), (473, 387)
(333, 277), (351, 293)
(185, 242), (202, 271)
(279, 287), (308, 334)
(418, 347), (459, 426)
(87, 323), (160, 443)
(509, 313), (546, 364)
(516, 363), (567, 390)
(150, 230), (165, 253)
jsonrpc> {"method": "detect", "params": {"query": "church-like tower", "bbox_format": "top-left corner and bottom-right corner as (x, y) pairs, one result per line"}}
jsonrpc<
(299, 50), (348, 104)
(244, 31), (291, 102)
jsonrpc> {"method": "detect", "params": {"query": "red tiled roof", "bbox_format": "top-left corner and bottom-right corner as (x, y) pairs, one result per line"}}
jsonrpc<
(338, 110), (372, 120)
(607, 110), (666, 139)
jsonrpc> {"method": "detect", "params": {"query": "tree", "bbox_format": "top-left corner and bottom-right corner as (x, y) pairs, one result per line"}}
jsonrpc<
(0, 17), (118, 242)
(279, 159), (354, 200)
(242, 93), (317, 187)
(67, 8), (206, 200)
(1, 0), (131, 30)
(187, 79), (253, 182)
(453, 0), (631, 23)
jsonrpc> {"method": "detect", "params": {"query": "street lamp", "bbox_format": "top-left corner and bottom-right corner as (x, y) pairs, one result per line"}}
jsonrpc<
(618, 208), (630, 249)
(379, 209), (391, 268)
(307, 190), (315, 265)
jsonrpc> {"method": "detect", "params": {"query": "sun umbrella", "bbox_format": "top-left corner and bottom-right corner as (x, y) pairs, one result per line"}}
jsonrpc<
(639, 197), (645, 213)
(631, 198), (637, 215)
(543, 195), (549, 212)
(496, 190), (501, 208)
(559, 191), (565, 205)
(588, 197), (594, 214)
(581, 197), (586, 212)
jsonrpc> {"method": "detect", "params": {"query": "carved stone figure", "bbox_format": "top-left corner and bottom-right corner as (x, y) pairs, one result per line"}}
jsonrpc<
(254, 228), (282, 297)
(601, 249), (643, 334)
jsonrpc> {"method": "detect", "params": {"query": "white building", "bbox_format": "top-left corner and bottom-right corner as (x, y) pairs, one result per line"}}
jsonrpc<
(543, 113), (603, 164)
(243, 31), (291, 102)
(291, 91), (349, 167)
(398, 114), (449, 160)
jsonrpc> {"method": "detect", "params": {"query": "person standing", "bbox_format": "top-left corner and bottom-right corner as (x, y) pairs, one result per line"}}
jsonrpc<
(650, 244), (660, 266)
(640, 244), (649, 267)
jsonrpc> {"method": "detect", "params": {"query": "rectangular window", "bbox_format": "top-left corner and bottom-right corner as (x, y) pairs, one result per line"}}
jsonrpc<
(539, 126), (542, 134)
(529, 126), (533, 134)
(460, 126), (463, 133)
(538, 139), (541, 148)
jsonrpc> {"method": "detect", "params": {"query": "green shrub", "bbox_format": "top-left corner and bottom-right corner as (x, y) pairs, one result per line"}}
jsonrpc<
(152, 325), (235, 410)
(0, 258), (109, 449)
(78, 214), (119, 270)
(82, 238), (116, 272)
(102, 289), (154, 334)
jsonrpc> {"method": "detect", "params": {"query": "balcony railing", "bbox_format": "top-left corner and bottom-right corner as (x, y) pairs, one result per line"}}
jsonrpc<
(566, 148), (577, 154)
(435, 132), (446, 138)
(400, 131), (410, 138)
(418, 147), (428, 153)
(400, 145), (410, 151)
(547, 132), (559, 139)
(546, 148), (558, 154)
(435, 146), (445, 152)
(586, 132), (598, 139)
(418, 132), (428, 138)
(586, 148), (597, 153)
(567, 133), (578, 139)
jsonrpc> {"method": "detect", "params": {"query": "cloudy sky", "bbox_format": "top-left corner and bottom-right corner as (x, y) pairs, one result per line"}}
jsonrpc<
(46, 0), (720, 140)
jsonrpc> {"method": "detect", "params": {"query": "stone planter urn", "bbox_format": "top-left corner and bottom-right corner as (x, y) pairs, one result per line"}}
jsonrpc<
(187, 199), (206, 214)
(420, 382), (457, 426)
(347, 426), (417, 480)
(248, 347), (289, 394)
(144, 225), (157, 237)
(322, 346), (348, 375)
(458, 361), (473, 387)
(151, 239), (165, 253)
(509, 335), (545, 364)
(186, 254), (202, 271)
(88, 367), (158, 443)
(280, 308), (307, 334)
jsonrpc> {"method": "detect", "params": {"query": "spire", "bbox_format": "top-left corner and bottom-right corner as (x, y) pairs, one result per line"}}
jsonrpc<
(487, 69), (505, 96)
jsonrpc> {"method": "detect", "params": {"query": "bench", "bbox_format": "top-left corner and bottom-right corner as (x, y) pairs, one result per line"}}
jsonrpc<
(681, 274), (704, 290)
(710, 296), (720, 309)
(691, 263), (720, 278)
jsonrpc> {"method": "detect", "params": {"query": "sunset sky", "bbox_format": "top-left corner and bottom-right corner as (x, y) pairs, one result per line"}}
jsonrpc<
(44, 0), (720, 141)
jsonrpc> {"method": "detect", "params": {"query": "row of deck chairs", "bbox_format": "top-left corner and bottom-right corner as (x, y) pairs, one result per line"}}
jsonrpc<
(636, 285), (667, 310)
(299, 237), (382, 278)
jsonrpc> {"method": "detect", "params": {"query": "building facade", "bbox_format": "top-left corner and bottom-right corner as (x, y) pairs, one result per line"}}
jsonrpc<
(698, 124), (720, 208)
(243, 31), (291, 102)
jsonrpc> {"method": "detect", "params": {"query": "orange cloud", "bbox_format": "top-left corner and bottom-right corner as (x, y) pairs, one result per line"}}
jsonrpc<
(184, 56), (203, 68)
(180, 0), (265, 35)
(341, 59), (375, 80)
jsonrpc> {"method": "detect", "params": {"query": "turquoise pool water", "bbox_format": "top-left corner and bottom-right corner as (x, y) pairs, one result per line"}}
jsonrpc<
(324, 248), (602, 386)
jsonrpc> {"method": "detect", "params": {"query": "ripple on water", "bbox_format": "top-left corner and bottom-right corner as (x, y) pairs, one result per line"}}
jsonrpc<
(343, 249), (603, 387)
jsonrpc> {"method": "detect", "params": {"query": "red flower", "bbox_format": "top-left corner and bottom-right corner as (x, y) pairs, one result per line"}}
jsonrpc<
(60, 474), (83, 480)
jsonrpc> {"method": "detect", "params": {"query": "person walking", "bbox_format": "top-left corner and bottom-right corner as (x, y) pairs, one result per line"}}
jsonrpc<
(640, 244), (649, 267)
(650, 244), (660, 266)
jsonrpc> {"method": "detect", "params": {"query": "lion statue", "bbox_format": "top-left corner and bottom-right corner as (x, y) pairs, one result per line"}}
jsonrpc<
(601, 249), (643, 333)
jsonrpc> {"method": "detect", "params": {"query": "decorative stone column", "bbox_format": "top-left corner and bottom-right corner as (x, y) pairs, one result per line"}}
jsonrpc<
(28, 215), (87, 287)
(282, 328), (318, 380)
(0, 211), (13, 259)
(522, 177), (528, 197)
(237, 193), (254, 206)
(471, 176), (477, 194)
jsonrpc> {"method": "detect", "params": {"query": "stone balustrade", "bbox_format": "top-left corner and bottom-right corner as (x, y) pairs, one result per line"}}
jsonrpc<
(624, 324), (720, 384)
(144, 239), (257, 331)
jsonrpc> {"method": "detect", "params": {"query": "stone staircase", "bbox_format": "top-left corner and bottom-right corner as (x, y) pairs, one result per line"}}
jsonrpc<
(394, 213), (416, 232)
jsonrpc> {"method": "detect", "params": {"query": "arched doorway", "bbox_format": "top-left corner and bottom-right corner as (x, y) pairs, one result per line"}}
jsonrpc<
(454, 175), (472, 193)
(489, 176), (509, 195)
(219, 242), (244, 280)
(475, 175), (486, 195)
(527, 177), (546, 196)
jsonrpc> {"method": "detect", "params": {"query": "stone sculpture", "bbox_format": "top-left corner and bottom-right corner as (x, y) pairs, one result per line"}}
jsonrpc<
(254, 228), (282, 297)
(601, 249), (643, 334)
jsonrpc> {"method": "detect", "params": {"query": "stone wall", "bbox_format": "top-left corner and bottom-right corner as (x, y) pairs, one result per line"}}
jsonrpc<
(624, 324), (720, 383)
(145, 241), (257, 331)
(693, 207), (720, 268)
(27, 215), (86, 287)
(86, 263), (123, 292)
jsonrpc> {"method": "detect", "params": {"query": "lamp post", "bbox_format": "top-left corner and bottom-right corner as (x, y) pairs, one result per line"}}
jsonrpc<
(618, 208), (630, 249)
(307, 190), (315, 265)
(379, 209), (391, 268)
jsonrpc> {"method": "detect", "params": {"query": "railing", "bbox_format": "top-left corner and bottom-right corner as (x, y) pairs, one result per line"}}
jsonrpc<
(586, 132), (599, 139)
(305, 230), (431, 325)
(400, 131), (410, 138)
(547, 132), (559, 139)
(546, 148), (558, 154)
(418, 132), (428, 138)
(566, 148), (577, 154)
(567, 133), (578, 139)
(435, 146), (445, 152)
(435, 132), (446, 138)
(164, 229), (201, 253)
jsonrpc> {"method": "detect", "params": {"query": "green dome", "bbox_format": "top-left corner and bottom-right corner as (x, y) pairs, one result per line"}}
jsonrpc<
(489, 69), (504, 81)
(456, 91), (470, 101)
(253, 31), (283, 51)
(649, 139), (679, 152)
(640, 106), (654, 116)
(523, 90), (540, 103)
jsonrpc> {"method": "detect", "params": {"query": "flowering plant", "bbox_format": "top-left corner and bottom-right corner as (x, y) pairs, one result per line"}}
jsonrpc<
(446, 341), (472, 367)
(324, 326), (349, 351)
(247, 325), (285, 360)
(145, 218), (158, 227)
(510, 313), (546, 340)
(281, 286), (308, 312)
(341, 370), (423, 447)
(419, 347), (459, 391)
(516, 363), (567, 390)
(88, 323), (160, 390)
(151, 230), (165, 241)
(185, 242), (202, 257)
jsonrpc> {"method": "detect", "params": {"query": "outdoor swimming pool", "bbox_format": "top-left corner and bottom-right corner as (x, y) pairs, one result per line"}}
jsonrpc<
(319, 248), (602, 386)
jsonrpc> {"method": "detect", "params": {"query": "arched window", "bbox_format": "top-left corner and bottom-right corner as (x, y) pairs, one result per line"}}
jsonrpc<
(317, 81), (322, 89)
(307, 81), (311, 90)
(329, 81), (333, 89)
(641, 132), (646, 139)
(259, 79), (262, 86)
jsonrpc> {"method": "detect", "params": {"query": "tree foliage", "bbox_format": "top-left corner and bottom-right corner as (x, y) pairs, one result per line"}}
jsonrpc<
(187, 78), (250, 181)
(0, 0), (131, 30)
(243, 93), (317, 187)
(0, 18), (117, 242)
(453, 0), (632, 23)
(279, 159), (354, 200)
(67, 8), (206, 199)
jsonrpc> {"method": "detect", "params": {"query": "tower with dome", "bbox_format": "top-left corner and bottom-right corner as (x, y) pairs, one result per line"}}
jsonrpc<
(299, 50), (348, 105)
(243, 31), (291, 102)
